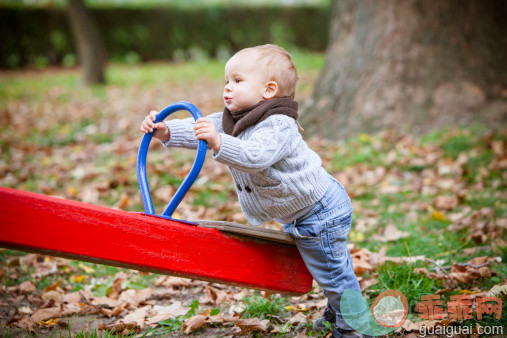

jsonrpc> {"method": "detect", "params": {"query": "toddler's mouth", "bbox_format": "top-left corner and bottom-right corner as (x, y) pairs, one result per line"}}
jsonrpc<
(224, 96), (232, 103)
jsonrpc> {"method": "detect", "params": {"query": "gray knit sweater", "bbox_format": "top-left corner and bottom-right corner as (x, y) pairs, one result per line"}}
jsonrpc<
(162, 112), (330, 225)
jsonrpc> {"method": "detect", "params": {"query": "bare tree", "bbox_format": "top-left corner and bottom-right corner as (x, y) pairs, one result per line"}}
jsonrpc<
(300, 0), (507, 139)
(66, 0), (107, 84)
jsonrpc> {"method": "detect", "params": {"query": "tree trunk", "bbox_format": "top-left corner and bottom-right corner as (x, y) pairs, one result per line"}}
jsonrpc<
(299, 0), (507, 139)
(66, 0), (107, 85)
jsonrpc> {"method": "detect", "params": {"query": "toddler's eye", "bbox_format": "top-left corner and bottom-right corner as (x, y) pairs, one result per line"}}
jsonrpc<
(235, 79), (241, 83)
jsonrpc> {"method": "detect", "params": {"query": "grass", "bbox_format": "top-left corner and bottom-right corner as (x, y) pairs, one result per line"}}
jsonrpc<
(241, 291), (289, 320)
(0, 51), (324, 101)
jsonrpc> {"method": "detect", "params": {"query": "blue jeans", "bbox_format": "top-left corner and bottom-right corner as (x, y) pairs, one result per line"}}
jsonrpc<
(283, 176), (363, 330)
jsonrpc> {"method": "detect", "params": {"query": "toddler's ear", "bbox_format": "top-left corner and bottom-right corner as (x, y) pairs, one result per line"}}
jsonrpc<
(263, 81), (278, 100)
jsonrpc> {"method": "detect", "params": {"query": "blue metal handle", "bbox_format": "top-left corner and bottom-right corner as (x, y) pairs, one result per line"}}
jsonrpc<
(137, 102), (207, 219)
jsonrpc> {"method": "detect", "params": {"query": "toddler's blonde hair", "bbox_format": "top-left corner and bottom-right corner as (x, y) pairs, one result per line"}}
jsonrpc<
(236, 44), (299, 99)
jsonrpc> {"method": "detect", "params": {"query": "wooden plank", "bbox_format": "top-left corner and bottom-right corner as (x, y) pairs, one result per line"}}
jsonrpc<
(195, 220), (296, 246)
(0, 187), (312, 295)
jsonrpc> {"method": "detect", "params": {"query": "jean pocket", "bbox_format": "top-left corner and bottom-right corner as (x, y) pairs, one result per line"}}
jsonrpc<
(293, 221), (321, 241)
(326, 211), (352, 258)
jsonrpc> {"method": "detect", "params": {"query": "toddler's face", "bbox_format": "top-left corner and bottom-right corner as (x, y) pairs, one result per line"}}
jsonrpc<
(223, 52), (267, 112)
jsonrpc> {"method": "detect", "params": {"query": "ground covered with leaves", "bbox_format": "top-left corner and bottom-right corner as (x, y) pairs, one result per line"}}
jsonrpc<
(0, 54), (506, 337)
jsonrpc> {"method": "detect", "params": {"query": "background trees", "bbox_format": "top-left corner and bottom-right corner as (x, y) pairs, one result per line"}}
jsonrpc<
(300, 0), (507, 139)
(66, 0), (107, 84)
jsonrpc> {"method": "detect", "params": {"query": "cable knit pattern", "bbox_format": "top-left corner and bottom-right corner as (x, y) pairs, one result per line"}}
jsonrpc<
(162, 112), (330, 225)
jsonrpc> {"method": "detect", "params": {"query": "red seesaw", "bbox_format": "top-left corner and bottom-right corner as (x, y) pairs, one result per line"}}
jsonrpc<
(0, 102), (312, 295)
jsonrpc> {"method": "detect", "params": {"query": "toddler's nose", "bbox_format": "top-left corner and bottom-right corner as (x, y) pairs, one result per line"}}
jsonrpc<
(224, 83), (232, 92)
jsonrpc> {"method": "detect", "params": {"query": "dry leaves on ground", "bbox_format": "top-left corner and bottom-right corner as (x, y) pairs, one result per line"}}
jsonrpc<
(415, 256), (499, 287)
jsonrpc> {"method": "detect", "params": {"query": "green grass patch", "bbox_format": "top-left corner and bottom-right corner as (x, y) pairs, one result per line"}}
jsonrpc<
(25, 118), (97, 147)
(0, 52), (324, 102)
(369, 261), (441, 310)
(241, 291), (289, 320)
(143, 299), (221, 335)
(331, 134), (389, 170)
(190, 188), (229, 207)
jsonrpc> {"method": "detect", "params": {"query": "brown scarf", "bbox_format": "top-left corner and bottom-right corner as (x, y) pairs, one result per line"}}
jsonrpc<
(222, 97), (298, 137)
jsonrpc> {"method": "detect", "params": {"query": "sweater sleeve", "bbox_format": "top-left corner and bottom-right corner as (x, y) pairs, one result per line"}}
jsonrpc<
(212, 115), (294, 173)
(160, 111), (224, 149)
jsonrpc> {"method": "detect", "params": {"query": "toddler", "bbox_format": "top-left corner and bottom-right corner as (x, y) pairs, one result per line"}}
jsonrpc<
(141, 44), (366, 337)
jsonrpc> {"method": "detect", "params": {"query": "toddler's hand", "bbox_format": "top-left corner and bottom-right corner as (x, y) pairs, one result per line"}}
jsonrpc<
(194, 117), (221, 153)
(140, 111), (170, 141)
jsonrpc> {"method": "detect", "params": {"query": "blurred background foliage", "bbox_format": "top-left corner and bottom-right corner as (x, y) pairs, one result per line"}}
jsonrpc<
(0, 0), (330, 69)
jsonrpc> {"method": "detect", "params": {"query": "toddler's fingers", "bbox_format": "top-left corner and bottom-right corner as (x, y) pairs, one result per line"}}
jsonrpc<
(195, 132), (208, 140)
(145, 117), (155, 128)
(195, 117), (210, 125)
(193, 122), (206, 130)
(154, 122), (166, 130)
(194, 120), (212, 130)
(149, 111), (157, 120)
(194, 125), (210, 134)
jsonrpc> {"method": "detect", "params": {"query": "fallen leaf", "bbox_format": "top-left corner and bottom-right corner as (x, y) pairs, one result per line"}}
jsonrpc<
(117, 288), (152, 307)
(61, 302), (86, 316)
(114, 193), (131, 210)
(99, 308), (113, 317)
(234, 318), (269, 334)
(111, 303), (128, 317)
(233, 290), (247, 301)
(181, 314), (208, 334)
(373, 223), (409, 242)
(31, 307), (61, 322)
(19, 306), (33, 314)
(296, 303), (307, 312)
(41, 290), (64, 303)
(428, 206), (446, 221)
(19, 254), (39, 268)
(146, 313), (173, 325)
(38, 318), (59, 327)
(80, 186), (99, 204)
(19, 281), (36, 294)
(43, 280), (61, 293)
(78, 263), (95, 274)
(92, 296), (118, 308)
(123, 306), (150, 330)
(228, 303), (245, 315)
(9, 316), (34, 331)
(415, 256), (496, 286)
(434, 195), (458, 210)
(109, 272), (127, 300)
(207, 314), (226, 324)
(350, 247), (374, 276)
(98, 321), (138, 334)
(78, 287), (94, 302)
(488, 283), (507, 297)
(204, 285), (228, 305)
(153, 301), (189, 317)
(70, 275), (87, 283)
(359, 278), (378, 291)
(63, 292), (81, 303)
(287, 312), (308, 325)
